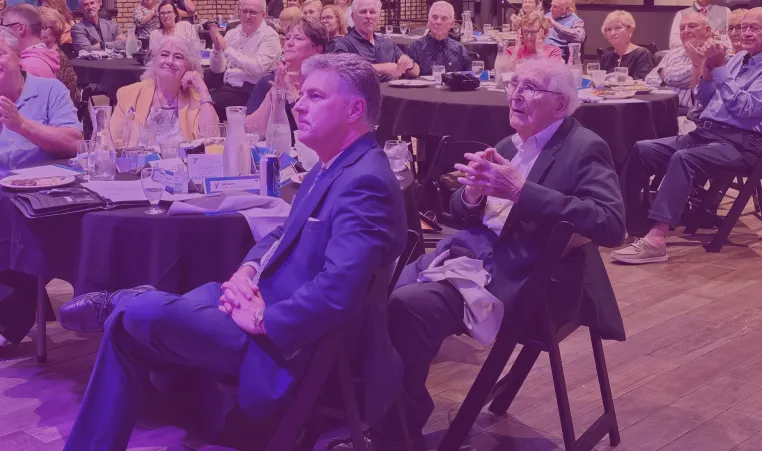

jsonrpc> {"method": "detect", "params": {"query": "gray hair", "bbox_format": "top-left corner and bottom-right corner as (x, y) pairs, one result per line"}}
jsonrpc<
(514, 58), (580, 116)
(353, 0), (382, 13)
(142, 35), (202, 81)
(429, 1), (455, 19)
(681, 11), (710, 27)
(301, 53), (381, 125)
(0, 26), (20, 54)
(240, 0), (266, 12)
(2, 4), (43, 37)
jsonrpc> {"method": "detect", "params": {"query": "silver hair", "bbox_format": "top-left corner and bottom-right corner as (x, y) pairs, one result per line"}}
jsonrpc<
(430, 1), (455, 19)
(142, 35), (202, 81)
(681, 11), (710, 27)
(514, 58), (580, 116)
(240, 0), (266, 12)
(0, 26), (20, 54)
(2, 4), (43, 37)
(353, 0), (383, 13)
(301, 53), (381, 125)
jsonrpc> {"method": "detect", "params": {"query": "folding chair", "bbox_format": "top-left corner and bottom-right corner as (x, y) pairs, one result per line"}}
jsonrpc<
(439, 222), (621, 451)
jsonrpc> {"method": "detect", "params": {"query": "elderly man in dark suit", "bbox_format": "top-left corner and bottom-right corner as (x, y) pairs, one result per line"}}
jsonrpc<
(71, 0), (126, 53)
(58, 53), (407, 451)
(364, 58), (626, 450)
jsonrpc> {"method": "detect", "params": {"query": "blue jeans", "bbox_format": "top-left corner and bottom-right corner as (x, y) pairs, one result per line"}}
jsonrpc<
(64, 282), (250, 451)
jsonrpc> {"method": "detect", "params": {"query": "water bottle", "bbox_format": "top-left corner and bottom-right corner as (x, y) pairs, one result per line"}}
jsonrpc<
(265, 90), (291, 157)
(567, 43), (583, 88)
(223, 106), (251, 176)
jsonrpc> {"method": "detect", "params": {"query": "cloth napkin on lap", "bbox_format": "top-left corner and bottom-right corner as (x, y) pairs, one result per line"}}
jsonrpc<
(168, 193), (291, 240)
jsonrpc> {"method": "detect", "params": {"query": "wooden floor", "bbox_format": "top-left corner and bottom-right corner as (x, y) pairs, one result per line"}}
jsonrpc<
(3, 194), (762, 450)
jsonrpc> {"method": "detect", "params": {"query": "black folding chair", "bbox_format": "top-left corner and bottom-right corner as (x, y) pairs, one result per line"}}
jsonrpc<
(438, 222), (621, 451)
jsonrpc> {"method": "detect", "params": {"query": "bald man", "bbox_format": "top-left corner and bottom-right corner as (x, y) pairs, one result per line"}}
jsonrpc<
(616, 8), (762, 264)
(405, 1), (471, 75)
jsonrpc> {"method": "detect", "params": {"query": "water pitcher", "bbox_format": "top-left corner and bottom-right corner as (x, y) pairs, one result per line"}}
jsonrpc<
(126, 27), (139, 58)
(223, 106), (251, 176)
(462, 11), (474, 42)
(91, 106), (117, 180)
(567, 43), (583, 88)
(266, 89), (291, 156)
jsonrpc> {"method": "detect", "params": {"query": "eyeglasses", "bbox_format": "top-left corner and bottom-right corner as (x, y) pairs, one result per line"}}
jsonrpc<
(728, 25), (742, 33)
(0, 22), (22, 28)
(159, 11), (175, 16)
(521, 29), (540, 37)
(603, 25), (626, 35)
(505, 81), (561, 99)
(240, 9), (262, 17)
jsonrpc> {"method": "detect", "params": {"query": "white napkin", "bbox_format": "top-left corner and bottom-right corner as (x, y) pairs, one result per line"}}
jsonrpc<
(168, 193), (291, 241)
(578, 88), (602, 103)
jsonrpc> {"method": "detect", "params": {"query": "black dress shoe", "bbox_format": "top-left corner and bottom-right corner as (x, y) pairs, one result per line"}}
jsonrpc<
(327, 428), (428, 451)
(59, 285), (156, 332)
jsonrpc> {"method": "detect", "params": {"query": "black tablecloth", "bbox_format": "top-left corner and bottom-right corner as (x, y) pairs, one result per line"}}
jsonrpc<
(378, 84), (680, 170)
(391, 36), (501, 70)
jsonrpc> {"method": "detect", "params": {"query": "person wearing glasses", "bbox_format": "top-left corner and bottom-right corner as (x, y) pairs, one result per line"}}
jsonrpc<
(405, 1), (471, 76)
(0, 5), (60, 78)
(71, 0), (126, 53)
(727, 8), (747, 55)
(208, 0), (282, 120)
(148, 0), (198, 51)
(341, 58), (624, 451)
(506, 10), (562, 71)
(39, 6), (79, 102)
(614, 8), (762, 264)
(598, 10), (655, 80)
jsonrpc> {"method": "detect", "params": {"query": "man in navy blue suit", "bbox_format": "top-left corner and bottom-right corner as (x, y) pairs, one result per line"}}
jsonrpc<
(59, 53), (407, 451)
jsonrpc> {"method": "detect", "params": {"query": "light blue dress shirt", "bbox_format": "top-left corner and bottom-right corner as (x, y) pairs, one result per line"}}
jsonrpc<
(696, 51), (762, 133)
(0, 74), (82, 170)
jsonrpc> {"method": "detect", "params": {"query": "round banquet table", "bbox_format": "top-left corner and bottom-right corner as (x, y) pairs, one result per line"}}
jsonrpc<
(378, 84), (680, 170)
(0, 166), (418, 298)
(391, 35), (502, 70)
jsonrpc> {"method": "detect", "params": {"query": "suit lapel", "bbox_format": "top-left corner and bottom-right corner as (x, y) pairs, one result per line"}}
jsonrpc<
(261, 133), (377, 275)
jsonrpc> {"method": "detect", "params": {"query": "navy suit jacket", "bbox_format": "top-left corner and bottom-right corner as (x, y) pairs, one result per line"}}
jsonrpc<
(443, 117), (627, 340)
(238, 132), (407, 423)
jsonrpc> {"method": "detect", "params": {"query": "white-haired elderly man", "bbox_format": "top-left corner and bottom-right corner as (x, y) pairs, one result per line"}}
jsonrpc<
(545, 0), (585, 61)
(62, 53), (407, 451)
(334, 0), (420, 81)
(355, 59), (625, 450)
(404, 1), (471, 76)
(669, 0), (730, 50)
(0, 26), (82, 172)
(615, 8), (762, 264)
(645, 12), (711, 111)
(208, 0), (282, 120)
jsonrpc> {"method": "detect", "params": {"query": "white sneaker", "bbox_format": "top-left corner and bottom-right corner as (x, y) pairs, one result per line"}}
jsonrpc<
(611, 238), (668, 264)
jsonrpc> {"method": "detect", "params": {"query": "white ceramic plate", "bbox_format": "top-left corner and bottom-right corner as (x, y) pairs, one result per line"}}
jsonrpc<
(388, 79), (433, 88)
(290, 173), (307, 184)
(0, 175), (76, 190)
(602, 91), (636, 99)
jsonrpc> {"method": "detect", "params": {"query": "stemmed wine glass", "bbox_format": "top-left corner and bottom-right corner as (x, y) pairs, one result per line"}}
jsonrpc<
(141, 167), (166, 215)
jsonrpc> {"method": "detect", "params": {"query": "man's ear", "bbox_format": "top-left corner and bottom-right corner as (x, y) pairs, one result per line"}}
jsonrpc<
(347, 97), (366, 124)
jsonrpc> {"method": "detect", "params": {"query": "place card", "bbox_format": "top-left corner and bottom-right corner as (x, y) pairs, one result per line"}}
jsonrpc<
(187, 153), (224, 185)
(204, 175), (260, 195)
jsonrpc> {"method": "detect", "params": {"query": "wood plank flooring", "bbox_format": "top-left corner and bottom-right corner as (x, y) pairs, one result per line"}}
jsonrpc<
(2, 193), (762, 450)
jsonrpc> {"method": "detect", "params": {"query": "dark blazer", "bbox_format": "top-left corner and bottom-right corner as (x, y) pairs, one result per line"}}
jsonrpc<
(71, 17), (125, 54)
(238, 132), (407, 424)
(444, 117), (626, 340)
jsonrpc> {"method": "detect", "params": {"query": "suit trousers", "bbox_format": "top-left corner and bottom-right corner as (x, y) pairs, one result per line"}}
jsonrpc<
(376, 254), (466, 442)
(620, 126), (761, 235)
(211, 82), (255, 121)
(0, 271), (52, 344)
(64, 283), (249, 451)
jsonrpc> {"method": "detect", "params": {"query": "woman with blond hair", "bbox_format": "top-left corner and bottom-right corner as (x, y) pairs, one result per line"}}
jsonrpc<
(41, 0), (75, 43)
(506, 10), (562, 70)
(38, 6), (79, 102)
(320, 4), (346, 51)
(598, 10), (655, 80)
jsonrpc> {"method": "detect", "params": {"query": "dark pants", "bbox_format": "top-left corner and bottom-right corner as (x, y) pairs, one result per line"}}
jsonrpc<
(64, 282), (249, 451)
(0, 271), (51, 343)
(619, 125), (762, 235)
(211, 82), (255, 121)
(376, 253), (466, 442)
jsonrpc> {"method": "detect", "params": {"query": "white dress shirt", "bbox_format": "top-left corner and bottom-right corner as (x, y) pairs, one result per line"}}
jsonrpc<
(469, 119), (564, 236)
(211, 21), (282, 88)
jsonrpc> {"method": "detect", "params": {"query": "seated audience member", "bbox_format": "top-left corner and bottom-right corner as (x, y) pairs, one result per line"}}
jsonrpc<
(111, 36), (218, 146)
(246, 16), (326, 115)
(334, 0), (419, 80)
(301, 0), (322, 18)
(366, 59), (624, 449)
(320, 4), (346, 52)
(71, 0), (126, 53)
(405, 1), (471, 75)
(544, 0), (585, 60)
(727, 8), (747, 55)
(613, 8), (762, 264)
(669, 0), (729, 50)
(510, 0), (543, 30)
(209, 0), (281, 119)
(41, 0), (75, 44)
(506, 10), (562, 71)
(39, 7), (79, 102)
(149, 0), (198, 50)
(645, 12), (709, 109)
(279, 6), (302, 31)
(287, 0), (301, 7)
(134, 0), (160, 40)
(598, 10), (656, 80)
(59, 53), (407, 451)
(1, 5), (60, 78)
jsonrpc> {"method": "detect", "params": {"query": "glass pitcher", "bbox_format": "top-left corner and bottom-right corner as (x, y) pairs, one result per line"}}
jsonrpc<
(91, 106), (117, 180)
(494, 41), (512, 89)
(567, 42), (583, 88)
(223, 106), (252, 176)
(266, 89), (292, 156)
(126, 27), (140, 58)
(462, 11), (474, 42)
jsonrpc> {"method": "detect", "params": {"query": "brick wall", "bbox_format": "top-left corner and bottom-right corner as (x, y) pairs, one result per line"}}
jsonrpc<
(114, 0), (248, 29)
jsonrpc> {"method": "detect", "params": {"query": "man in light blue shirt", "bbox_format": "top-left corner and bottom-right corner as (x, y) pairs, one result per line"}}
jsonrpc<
(0, 26), (83, 172)
(614, 8), (762, 265)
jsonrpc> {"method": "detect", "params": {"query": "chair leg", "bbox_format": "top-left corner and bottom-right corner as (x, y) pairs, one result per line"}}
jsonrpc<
(546, 324), (575, 450)
(590, 330), (620, 446)
(488, 344), (541, 416)
(707, 177), (759, 252)
(338, 352), (366, 451)
(36, 277), (47, 364)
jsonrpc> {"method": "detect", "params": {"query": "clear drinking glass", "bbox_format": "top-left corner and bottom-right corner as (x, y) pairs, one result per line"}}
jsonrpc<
(614, 67), (628, 83)
(432, 65), (446, 86)
(76, 140), (92, 180)
(586, 62), (600, 74)
(91, 149), (116, 181)
(483, 24), (493, 35)
(385, 24), (393, 35)
(141, 167), (166, 215)
(383, 140), (409, 181)
(400, 24), (408, 35)
(501, 24), (511, 33)
(139, 121), (159, 148)
(471, 60), (485, 77)
(159, 141), (180, 159)
(590, 69), (607, 88)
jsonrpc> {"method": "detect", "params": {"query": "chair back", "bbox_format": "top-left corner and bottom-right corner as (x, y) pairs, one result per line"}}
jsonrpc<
(635, 42), (658, 55)
(390, 229), (422, 295)
(467, 50), (481, 62)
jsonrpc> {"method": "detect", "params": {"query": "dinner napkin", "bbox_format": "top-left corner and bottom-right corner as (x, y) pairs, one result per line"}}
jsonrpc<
(168, 193), (291, 240)
(578, 88), (602, 103)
